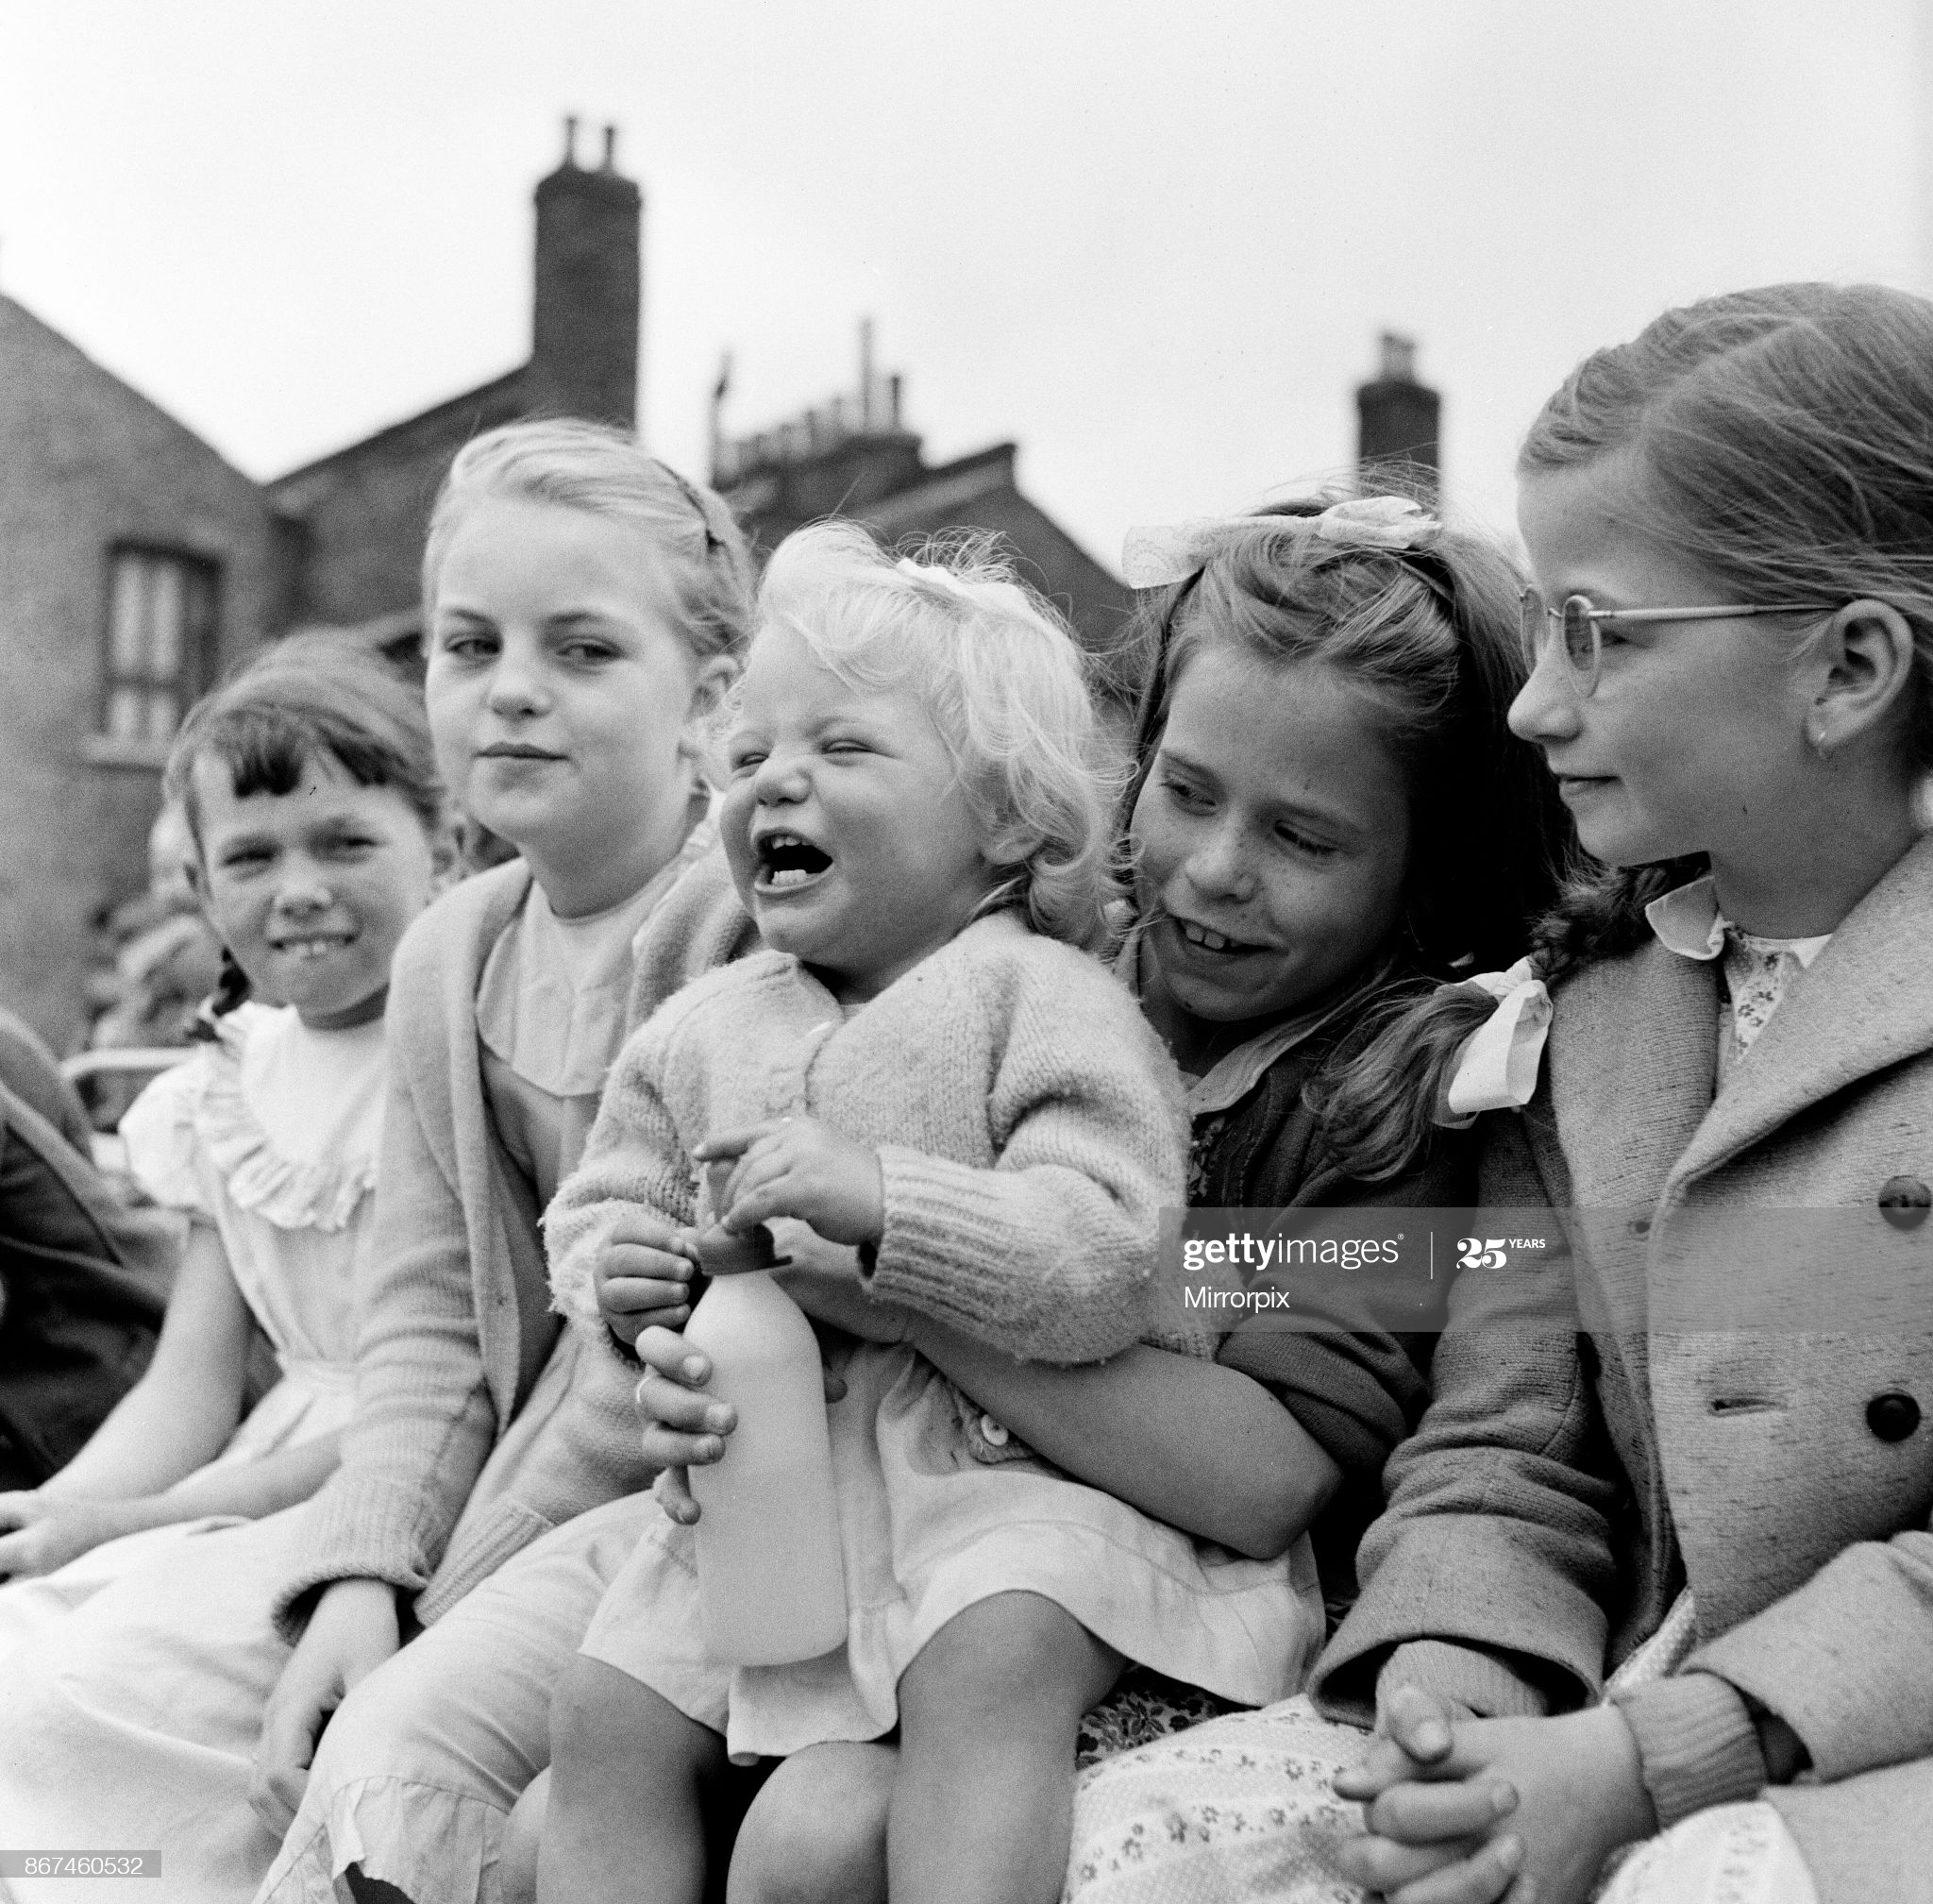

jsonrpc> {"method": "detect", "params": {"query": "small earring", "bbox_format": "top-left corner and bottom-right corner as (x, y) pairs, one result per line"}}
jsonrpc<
(1912, 774), (1933, 834)
(1806, 718), (1832, 759)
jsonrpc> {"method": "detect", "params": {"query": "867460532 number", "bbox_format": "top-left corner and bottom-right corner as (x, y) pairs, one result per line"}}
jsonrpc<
(0, 1852), (162, 1879)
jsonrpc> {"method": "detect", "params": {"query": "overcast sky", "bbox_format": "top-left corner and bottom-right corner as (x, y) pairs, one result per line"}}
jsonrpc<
(3, 0), (1928, 571)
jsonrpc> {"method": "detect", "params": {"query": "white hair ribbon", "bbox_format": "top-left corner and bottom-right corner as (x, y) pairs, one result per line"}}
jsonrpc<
(1121, 496), (1438, 589)
(1434, 956), (1552, 1129)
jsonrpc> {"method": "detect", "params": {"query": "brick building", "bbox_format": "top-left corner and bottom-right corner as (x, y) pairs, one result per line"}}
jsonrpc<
(712, 328), (1137, 702)
(0, 295), (285, 1047)
(0, 121), (1134, 1048)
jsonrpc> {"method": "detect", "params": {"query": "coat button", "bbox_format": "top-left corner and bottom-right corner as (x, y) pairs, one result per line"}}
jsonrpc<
(1629, 1216), (1652, 1237)
(1867, 1391), (1922, 1442)
(1878, 1177), (1932, 1231)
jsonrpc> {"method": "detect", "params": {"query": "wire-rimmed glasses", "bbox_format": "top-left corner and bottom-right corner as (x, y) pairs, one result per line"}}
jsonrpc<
(1518, 590), (1835, 699)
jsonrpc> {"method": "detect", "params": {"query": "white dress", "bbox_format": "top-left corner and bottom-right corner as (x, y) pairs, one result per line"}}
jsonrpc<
(0, 1002), (383, 1830)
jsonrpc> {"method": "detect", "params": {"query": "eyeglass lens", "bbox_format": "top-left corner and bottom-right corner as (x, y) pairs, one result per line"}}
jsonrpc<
(1518, 591), (1601, 691)
(1559, 597), (1599, 676)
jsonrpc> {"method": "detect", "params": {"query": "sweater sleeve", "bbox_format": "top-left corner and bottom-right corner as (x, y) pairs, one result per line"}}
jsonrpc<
(1310, 1107), (1627, 1726)
(1611, 1673), (1768, 1828)
(1668, 1524), (1933, 1790)
(545, 1012), (699, 1334)
(272, 990), (500, 1639)
(860, 944), (1190, 1366)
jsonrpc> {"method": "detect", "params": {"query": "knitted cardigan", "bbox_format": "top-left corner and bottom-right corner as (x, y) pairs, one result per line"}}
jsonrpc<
(271, 850), (758, 1637)
(548, 911), (1196, 1367)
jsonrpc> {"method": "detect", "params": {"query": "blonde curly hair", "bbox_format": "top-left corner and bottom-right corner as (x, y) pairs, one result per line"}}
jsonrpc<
(750, 521), (1122, 950)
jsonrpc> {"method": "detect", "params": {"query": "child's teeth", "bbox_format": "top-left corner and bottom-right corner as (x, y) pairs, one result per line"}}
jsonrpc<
(1184, 923), (1235, 951)
(768, 868), (811, 889)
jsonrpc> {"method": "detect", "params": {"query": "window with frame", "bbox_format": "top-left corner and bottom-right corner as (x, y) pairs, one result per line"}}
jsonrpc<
(101, 547), (220, 747)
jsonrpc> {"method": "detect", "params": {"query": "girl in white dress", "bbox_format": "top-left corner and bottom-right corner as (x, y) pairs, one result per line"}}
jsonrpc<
(0, 636), (447, 1656)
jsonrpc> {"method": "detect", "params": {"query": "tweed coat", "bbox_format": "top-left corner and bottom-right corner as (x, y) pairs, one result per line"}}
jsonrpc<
(1311, 835), (1933, 1902)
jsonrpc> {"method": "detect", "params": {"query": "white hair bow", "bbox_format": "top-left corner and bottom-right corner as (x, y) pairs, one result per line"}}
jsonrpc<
(1434, 957), (1552, 1129)
(1121, 496), (1437, 589)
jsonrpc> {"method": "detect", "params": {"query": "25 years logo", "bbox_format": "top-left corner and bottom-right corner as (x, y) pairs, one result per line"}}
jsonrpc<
(1456, 1238), (1508, 1270)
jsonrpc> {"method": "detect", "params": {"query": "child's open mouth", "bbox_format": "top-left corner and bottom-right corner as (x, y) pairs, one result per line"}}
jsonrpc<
(753, 830), (833, 892)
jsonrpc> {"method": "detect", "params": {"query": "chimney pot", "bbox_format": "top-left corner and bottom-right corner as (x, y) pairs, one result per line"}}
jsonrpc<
(601, 124), (618, 172)
(1378, 331), (1418, 383)
(1356, 332), (1439, 495)
(530, 122), (642, 429)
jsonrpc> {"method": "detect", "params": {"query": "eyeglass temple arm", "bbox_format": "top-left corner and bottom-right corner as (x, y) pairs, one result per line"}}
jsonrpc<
(1591, 602), (1831, 626)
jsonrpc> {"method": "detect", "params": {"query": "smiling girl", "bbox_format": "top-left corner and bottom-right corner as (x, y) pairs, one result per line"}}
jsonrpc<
(247, 421), (754, 1904)
(0, 636), (446, 1651)
(1095, 285), (1933, 1904)
(0, 423), (754, 1904)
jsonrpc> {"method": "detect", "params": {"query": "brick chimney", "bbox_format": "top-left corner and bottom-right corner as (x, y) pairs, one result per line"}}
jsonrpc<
(529, 117), (641, 429)
(1355, 332), (1440, 495)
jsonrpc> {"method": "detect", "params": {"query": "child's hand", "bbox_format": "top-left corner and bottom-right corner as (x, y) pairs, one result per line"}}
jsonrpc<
(633, 1324), (849, 1525)
(768, 1220), (912, 1342)
(696, 1119), (885, 1248)
(1335, 1702), (1654, 1904)
(593, 1213), (702, 1346)
(0, 1490), (143, 1578)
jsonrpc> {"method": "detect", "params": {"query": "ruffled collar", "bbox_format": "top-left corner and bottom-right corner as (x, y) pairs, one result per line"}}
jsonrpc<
(1643, 872), (1830, 969)
(195, 1005), (383, 1233)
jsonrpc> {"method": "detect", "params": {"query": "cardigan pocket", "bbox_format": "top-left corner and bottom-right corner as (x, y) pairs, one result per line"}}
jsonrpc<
(416, 1499), (556, 1625)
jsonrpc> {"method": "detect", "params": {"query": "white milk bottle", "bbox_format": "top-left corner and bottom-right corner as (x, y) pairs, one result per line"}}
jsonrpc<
(683, 1171), (847, 1665)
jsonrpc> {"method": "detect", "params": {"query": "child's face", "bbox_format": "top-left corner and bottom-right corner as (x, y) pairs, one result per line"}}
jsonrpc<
(425, 496), (714, 905)
(1512, 457), (1810, 870)
(720, 623), (997, 1003)
(1130, 647), (1411, 1027)
(191, 754), (440, 1030)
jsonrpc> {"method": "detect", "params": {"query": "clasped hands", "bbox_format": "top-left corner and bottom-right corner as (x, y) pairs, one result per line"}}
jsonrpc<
(1330, 1686), (1655, 1904)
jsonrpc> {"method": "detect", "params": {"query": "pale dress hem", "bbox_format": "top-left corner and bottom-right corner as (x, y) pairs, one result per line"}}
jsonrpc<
(1059, 1592), (1823, 1904)
(261, 1776), (503, 1904)
(582, 1345), (1320, 1764)
(585, 1497), (1321, 1766)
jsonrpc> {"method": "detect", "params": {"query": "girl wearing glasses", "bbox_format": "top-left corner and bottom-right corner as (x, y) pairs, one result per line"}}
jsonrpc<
(1088, 283), (1933, 1904)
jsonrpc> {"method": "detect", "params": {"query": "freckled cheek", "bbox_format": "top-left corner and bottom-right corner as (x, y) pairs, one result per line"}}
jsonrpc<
(1125, 806), (1183, 905)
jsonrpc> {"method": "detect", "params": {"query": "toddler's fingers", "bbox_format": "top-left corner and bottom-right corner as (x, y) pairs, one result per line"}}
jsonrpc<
(1336, 1736), (1445, 1800)
(1370, 1778), (1518, 1844)
(1387, 1834), (1523, 1904)
(721, 1169), (807, 1236)
(693, 1123), (783, 1164)
(1382, 1684), (1460, 1765)
(600, 1243), (697, 1284)
(606, 1212), (693, 1253)
(599, 1274), (696, 1321)
(1334, 1832), (1485, 1896)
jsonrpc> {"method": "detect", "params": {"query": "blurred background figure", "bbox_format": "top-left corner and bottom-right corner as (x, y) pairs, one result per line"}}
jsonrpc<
(0, 1004), (180, 1491)
(83, 803), (226, 1126)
